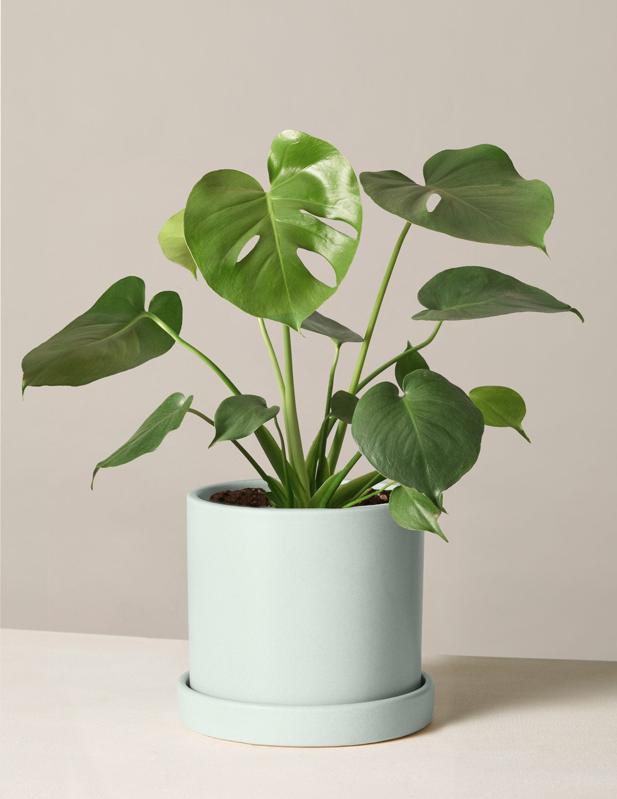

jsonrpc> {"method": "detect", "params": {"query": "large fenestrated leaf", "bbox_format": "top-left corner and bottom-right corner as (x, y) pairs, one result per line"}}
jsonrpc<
(413, 266), (583, 322)
(22, 277), (182, 389)
(158, 210), (197, 277)
(352, 370), (484, 502)
(361, 144), (553, 250)
(211, 394), (279, 446)
(469, 385), (530, 442)
(301, 311), (363, 344)
(92, 393), (192, 487)
(389, 486), (447, 540)
(184, 130), (362, 329)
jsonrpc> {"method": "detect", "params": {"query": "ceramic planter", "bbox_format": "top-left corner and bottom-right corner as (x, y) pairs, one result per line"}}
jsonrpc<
(178, 480), (434, 746)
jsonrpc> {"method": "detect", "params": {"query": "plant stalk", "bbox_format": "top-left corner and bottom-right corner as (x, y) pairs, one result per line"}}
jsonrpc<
(328, 222), (412, 470)
(315, 343), (341, 484)
(282, 326), (310, 498)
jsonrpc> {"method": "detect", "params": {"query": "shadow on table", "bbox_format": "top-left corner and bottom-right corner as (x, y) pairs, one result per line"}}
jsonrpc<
(424, 655), (617, 729)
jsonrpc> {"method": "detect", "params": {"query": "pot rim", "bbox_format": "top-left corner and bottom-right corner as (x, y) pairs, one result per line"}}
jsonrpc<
(188, 479), (390, 515)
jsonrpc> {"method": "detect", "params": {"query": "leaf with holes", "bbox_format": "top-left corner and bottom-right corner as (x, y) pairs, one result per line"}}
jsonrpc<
(361, 144), (553, 250)
(394, 345), (429, 388)
(158, 210), (197, 277)
(389, 486), (447, 540)
(92, 392), (192, 487)
(301, 311), (363, 344)
(412, 266), (583, 322)
(22, 277), (182, 389)
(184, 130), (362, 329)
(352, 371), (484, 502)
(469, 386), (530, 442)
(330, 390), (358, 424)
(211, 394), (279, 446)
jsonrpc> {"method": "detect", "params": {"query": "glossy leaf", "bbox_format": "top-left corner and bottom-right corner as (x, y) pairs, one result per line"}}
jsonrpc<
(394, 345), (429, 388)
(158, 210), (197, 277)
(184, 130), (362, 329)
(389, 486), (447, 540)
(413, 266), (583, 322)
(330, 390), (358, 424)
(211, 394), (279, 446)
(361, 144), (553, 250)
(469, 386), (530, 442)
(92, 393), (192, 487)
(22, 277), (182, 389)
(301, 311), (363, 344)
(352, 371), (484, 502)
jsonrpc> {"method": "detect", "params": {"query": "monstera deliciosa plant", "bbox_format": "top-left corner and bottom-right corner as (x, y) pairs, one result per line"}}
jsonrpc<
(22, 131), (582, 540)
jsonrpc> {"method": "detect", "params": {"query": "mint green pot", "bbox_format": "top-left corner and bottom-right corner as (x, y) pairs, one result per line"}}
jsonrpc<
(178, 480), (434, 746)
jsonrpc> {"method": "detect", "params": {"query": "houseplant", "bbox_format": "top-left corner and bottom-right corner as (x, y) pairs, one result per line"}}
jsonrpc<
(22, 130), (581, 745)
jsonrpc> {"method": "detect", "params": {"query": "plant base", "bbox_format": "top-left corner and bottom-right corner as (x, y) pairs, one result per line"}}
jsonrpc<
(177, 671), (434, 747)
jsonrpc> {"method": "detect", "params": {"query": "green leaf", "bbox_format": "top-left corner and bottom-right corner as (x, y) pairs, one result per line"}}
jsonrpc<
(352, 371), (484, 502)
(469, 385), (531, 442)
(92, 393), (192, 487)
(394, 345), (429, 389)
(301, 311), (363, 344)
(211, 394), (279, 446)
(330, 390), (358, 424)
(158, 210), (197, 277)
(389, 486), (447, 540)
(361, 144), (553, 250)
(22, 277), (182, 389)
(413, 266), (583, 322)
(184, 130), (362, 329)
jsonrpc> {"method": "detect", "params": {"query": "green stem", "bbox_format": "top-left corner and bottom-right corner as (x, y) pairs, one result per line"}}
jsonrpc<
(315, 343), (341, 483)
(328, 222), (412, 470)
(258, 319), (286, 400)
(343, 481), (396, 508)
(273, 416), (292, 507)
(282, 326), (310, 498)
(356, 321), (443, 391)
(188, 408), (270, 483)
(147, 313), (240, 395)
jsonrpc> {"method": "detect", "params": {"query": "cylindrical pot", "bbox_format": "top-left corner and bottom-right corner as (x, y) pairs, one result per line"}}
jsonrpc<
(178, 480), (434, 746)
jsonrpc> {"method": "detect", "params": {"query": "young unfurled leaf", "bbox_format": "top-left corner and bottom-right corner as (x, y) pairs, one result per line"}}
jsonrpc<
(394, 345), (429, 389)
(158, 209), (197, 277)
(330, 390), (358, 424)
(92, 393), (192, 487)
(301, 311), (363, 344)
(389, 486), (447, 541)
(469, 386), (531, 442)
(361, 144), (553, 250)
(413, 266), (583, 322)
(352, 371), (484, 503)
(211, 394), (279, 446)
(22, 277), (182, 389)
(184, 130), (362, 329)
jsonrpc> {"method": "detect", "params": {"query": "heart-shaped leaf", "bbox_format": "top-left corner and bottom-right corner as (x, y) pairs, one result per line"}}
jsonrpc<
(394, 345), (429, 389)
(92, 393), (192, 487)
(469, 386), (530, 442)
(361, 144), (553, 249)
(158, 210), (197, 277)
(184, 130), (362, 329)
(413, 266), (583, 322)
(22, 277), (182, 389)
(301, 311), (363, 344)
(352, 371), (484, 502)
(330, 390), (358, 424)
(211, 394), (279, 446)
(389, 486), (447, 540)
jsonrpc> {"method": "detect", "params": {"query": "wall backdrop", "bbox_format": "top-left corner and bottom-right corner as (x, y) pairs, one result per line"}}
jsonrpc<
(3, 0), (616, 659)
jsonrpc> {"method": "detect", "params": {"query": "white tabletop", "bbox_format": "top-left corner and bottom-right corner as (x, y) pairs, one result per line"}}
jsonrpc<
(1, 629), (615, 798)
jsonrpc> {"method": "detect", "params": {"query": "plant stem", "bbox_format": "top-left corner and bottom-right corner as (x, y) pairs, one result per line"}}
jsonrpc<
(147, 313), (240, 395)
(342, 481), (396, 508)
(328, 222), (412, 470)
(356, 321), (443, 391)
(281, 326), (310, 498)
(188, 408), (270, 483)
(315, 343), (341, 483)
(273, 416), (292, 507)
(258, 319), (286, 400)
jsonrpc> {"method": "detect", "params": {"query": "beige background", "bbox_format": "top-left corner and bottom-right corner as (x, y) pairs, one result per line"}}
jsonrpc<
(2, 0), (615, 659)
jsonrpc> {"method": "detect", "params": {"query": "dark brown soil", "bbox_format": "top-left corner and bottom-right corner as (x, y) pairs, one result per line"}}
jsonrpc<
(208, 487), (390, 508)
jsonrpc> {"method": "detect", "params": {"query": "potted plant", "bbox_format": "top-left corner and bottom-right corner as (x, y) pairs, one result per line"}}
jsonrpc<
(22, 130), (582, 746)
